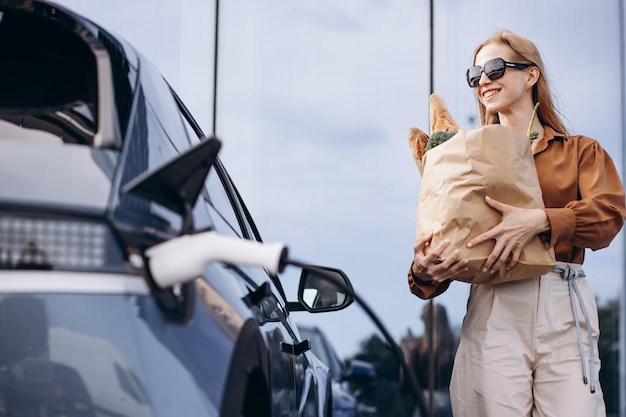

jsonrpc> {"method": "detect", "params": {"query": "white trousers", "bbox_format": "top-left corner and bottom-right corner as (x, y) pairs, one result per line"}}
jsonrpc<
(450, 262), (606, 417)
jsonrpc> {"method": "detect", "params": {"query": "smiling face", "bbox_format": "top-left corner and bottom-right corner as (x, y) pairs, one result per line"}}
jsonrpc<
(474, 43), (535, 118)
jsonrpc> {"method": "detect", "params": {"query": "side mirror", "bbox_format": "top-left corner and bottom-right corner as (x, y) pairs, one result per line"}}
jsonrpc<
(297, 266), (354, 313)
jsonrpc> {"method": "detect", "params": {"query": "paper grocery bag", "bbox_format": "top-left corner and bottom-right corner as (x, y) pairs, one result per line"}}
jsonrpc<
(416, 124), (556, 285)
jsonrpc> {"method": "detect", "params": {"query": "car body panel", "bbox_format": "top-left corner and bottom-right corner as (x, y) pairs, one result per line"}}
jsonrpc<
(0, 1), (339, 415)
(0, 140), (116, 211)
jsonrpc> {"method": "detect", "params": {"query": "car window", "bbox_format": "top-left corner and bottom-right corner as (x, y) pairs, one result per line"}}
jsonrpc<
(171, 89), (290, 302)
(171, 93), (245, 238)
(218, 166), (263, 242)
(115, 91), (185, 236)
(202, 166), (244, 238)
(139, 60), (193, 154)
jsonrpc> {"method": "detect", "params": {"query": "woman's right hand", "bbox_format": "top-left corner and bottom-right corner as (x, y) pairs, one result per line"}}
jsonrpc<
(412, 231), (469, 283)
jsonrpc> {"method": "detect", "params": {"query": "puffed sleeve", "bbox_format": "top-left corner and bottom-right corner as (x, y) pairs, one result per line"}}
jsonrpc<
(544, 138), (626, 250)
(407, 263), (451, 299)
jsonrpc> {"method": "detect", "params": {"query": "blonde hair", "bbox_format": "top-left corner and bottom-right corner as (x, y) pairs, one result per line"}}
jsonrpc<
(472, 31), (568, 135)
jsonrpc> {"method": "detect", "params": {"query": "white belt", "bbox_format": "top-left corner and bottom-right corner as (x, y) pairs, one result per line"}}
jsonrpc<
(552, 264), (596, 393)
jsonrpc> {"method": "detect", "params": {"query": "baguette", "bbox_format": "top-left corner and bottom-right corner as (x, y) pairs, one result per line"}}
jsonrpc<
(407, 94), (459, 164)
(429, 94), (459, 134)
(408, 127), (429, 165)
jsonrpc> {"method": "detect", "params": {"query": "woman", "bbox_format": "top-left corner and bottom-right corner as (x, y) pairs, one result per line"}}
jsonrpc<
(408, 31), (626, 417)
(409, 303), (457, 417)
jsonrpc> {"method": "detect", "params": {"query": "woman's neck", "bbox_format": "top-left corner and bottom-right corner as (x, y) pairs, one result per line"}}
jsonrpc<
(498, 106), (544, 140)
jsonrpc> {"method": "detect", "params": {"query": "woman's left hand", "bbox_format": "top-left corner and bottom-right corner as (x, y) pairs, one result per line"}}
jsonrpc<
(466, 196), (550, 273)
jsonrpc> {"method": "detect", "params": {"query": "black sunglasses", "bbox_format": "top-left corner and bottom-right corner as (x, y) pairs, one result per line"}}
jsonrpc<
(466, 57), (532, 88)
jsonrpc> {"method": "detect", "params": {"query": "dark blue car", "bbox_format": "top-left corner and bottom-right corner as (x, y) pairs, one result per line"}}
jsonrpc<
(0, 1), (357, 416)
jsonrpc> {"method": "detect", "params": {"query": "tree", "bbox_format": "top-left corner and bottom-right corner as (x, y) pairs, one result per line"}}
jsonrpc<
(350, 334), (416, 417)
(598, 298), (619, 415)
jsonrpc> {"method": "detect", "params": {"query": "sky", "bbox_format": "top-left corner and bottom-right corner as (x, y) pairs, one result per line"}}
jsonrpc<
(52, 0), (626, 360)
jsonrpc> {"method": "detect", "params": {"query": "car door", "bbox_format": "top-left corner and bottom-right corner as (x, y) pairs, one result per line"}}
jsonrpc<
(214, 164), (326, 417)
(175, 99), (321, 416)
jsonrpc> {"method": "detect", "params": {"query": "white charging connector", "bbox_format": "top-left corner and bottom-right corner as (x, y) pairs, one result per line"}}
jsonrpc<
(145, 231), (288, 288)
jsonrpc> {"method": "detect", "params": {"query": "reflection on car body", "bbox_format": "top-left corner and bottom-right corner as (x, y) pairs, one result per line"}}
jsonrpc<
(298, 324), (377, 417)
(0, 1), (357, 416)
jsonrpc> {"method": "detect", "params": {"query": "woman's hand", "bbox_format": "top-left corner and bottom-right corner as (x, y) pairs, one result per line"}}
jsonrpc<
(467, 196), (550, 273)
(412, 231), (469, 283)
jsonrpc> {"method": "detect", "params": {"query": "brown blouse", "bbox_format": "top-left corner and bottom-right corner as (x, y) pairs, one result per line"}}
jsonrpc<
(408, 126), (626, 300)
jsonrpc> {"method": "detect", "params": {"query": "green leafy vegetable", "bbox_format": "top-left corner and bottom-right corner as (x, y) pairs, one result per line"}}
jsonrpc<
(425, 131), (456, 151)
(527, 102), (540, 142)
